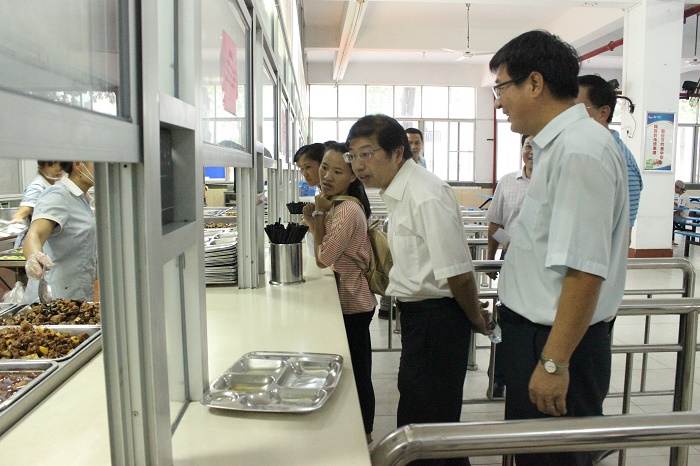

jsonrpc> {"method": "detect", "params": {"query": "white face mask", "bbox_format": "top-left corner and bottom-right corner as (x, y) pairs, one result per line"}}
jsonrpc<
(77, 164), (95, 185)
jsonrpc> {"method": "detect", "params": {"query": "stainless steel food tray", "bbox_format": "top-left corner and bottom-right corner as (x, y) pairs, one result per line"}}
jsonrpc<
(202, 351), (343, 413)
(0, 360), (58, 411)
(0, 325), (101, 362)
(0, 301), (100, 326)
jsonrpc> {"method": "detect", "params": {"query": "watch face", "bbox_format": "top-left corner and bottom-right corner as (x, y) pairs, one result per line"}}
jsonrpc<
(544, 360), (557, 374)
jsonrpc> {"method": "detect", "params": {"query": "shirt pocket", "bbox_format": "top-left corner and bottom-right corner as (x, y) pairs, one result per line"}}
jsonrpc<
(509, 196), (540, 252)
(392, 233), (420, 277)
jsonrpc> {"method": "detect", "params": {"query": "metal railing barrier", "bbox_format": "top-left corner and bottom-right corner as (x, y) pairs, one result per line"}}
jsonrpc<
(372, 297), (700, 466)
(370, 411), (700, 466)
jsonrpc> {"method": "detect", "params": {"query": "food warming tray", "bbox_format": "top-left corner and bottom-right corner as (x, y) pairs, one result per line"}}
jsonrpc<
(202, 351), (343, 413)
(0, 360), (58, 411)
(0, 325), (101, 362)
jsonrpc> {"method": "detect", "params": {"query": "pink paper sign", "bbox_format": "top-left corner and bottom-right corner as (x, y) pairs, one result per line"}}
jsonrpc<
(220, 30), (238, 116)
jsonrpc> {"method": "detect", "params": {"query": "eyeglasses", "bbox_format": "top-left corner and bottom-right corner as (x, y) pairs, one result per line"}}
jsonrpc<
(492, 75), (528, 100)
(586, 105), (599, 109)
(343, 147), (383, 163)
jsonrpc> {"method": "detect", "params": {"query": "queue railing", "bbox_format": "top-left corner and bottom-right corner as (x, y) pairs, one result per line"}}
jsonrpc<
(370, 411), (700, 466)
(372, 297), (700, 466)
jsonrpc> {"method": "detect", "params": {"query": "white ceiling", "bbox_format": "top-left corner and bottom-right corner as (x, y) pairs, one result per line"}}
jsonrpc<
(301, 0), (700, 78)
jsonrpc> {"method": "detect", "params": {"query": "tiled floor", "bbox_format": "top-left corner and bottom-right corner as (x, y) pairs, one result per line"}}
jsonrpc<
(366, 244), (700, 464)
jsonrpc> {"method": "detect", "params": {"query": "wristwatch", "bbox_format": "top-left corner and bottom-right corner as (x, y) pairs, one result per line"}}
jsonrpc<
(312, 210), (327, 218)
(539, 355), (569, 375)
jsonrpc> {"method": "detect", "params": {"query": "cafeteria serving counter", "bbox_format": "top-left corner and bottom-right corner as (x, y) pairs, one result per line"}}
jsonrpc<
(0, 246), (371, 465)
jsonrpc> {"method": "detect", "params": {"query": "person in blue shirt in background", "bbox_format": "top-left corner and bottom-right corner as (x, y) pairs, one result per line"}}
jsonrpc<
(576, 74), (643, 244)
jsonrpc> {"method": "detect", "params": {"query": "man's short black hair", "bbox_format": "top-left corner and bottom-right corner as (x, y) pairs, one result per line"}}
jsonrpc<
(405, 127), (423, 142)
(489, 30), (580, 100)
(293, 143), (325, 164)
(346, 114), (412, 161)
(577, 75), (617, 124)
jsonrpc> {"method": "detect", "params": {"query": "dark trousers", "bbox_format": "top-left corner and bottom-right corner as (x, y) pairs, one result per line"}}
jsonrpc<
(499, 304), (612, 466)
(343, 310), (376, 435)
(397, 297), (472, 466)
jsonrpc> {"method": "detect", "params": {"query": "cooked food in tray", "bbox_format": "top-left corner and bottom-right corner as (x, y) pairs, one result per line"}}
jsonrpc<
(203, 351), (343, 413)
(0, 322), (90, 359)
(0, 371), (40, 401)
(0, 361), (57, 409)
(0, 299), (100, 326)
(0, 248), (25, 261)
(205, 222), (234, 229)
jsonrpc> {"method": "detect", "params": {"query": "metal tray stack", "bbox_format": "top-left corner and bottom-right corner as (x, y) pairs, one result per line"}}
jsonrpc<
(204, 228), (238, 285)
(202, 351), (343, 413)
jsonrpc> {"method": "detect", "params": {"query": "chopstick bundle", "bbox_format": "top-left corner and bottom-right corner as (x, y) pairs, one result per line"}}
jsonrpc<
(286, 202), (309, 215)
(264, 220), (309, 244)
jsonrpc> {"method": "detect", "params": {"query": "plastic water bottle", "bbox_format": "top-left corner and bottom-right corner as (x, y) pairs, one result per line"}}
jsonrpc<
(489, 322), (502, 344)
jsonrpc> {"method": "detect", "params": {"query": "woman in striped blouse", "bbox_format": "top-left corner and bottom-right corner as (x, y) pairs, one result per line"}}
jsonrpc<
(303, 142), (377, 444)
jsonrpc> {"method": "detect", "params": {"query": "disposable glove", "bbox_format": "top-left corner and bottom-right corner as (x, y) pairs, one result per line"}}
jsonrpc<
(25, 252), (53, 280)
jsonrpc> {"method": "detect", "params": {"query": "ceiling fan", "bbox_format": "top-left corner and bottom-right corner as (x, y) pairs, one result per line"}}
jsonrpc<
(442, 3), (494, 61)
(685, 14), (700, 67)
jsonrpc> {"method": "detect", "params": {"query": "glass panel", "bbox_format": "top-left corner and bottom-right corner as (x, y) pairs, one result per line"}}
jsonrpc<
(676, 126), (694, 182)
(158, 0), (175, 95)
(338, 86), (366, 117)
(163, 256), (186, 424)
(310, 85), (337, 117)
(448, 122), (459, 180)
(281, 98), (289, 160)
(0, 0), (120, 117)
(367, 86), (393, 115)
(262, 68), (275, 158)
(458, 122), (475, 181)
(201, 0), (249, 149)
(312, 120), (338, 143)
(678, 99), (698, 124)
(423, 121), (434, 172)
(260, 0), (275, 42)
(395, 86), (421, 118)
(429, 121), (449, 180)
(422, 87), (448, 118)
(449, 87), (475, 119)
(338, 120), (356, 143)
(496, 122), (523, 180)
(397, 121), (418, 130)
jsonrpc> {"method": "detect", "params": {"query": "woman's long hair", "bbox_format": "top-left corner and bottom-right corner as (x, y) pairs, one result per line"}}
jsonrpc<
(326, 142), (371, 219)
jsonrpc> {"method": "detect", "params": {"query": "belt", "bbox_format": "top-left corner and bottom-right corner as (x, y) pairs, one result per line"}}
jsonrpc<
(397, 297), (456, 312)
(497, 303), (548, 327)
(498, 303), (609, 330)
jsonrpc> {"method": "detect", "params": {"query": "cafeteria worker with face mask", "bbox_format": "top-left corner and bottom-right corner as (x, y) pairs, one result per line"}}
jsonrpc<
(23, 161), (97, 303)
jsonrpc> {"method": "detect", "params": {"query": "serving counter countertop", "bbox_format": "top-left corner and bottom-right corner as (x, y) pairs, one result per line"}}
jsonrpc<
(0, 247), (370, 466)
(172, 254), (371, 465)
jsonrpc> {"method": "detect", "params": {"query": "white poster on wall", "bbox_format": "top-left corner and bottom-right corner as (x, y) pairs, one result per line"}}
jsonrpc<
(643, 111), (675, 172)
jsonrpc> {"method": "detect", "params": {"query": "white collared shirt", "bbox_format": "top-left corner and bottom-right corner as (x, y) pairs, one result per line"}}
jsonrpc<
(498, 104), (629, 325)
(485, 167), (530, 237)
(381, 158), (473, 301)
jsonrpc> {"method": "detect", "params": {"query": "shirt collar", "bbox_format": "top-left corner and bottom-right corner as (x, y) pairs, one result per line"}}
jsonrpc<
(58, 177), (86, 197)
(382, 158), (417, 201)
(531, 103), (588, 152)
(515, 167), (529, 180)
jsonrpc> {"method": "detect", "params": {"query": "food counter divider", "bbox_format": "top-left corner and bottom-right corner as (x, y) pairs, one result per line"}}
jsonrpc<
(0, 243), (372, 466)
(0, 304), (103, 437)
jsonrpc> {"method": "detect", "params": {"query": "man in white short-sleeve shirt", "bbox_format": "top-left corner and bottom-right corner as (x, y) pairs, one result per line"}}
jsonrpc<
(347, 114), (489, 466)
(489, 31), (628, 466)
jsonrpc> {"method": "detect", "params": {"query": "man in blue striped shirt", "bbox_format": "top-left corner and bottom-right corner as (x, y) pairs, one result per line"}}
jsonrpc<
(576, 75), (643, 243)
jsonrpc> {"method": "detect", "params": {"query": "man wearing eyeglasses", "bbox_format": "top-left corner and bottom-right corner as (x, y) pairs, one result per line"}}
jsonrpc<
(347, 114), (491, 466)
(490, 31), (628, 466)
(576, 74), (643, 246)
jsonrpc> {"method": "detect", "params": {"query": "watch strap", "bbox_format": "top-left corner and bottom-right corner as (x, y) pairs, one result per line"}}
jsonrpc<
(539, 355), (569, 374)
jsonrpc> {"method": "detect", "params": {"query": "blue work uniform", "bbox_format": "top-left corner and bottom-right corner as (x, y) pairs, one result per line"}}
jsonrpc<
(13, 174), (52, 249)
(25, 178), (96, 302)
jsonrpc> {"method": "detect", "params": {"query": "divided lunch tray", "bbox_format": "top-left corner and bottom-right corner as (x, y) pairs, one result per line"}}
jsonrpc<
(202, 351), (343, 413)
